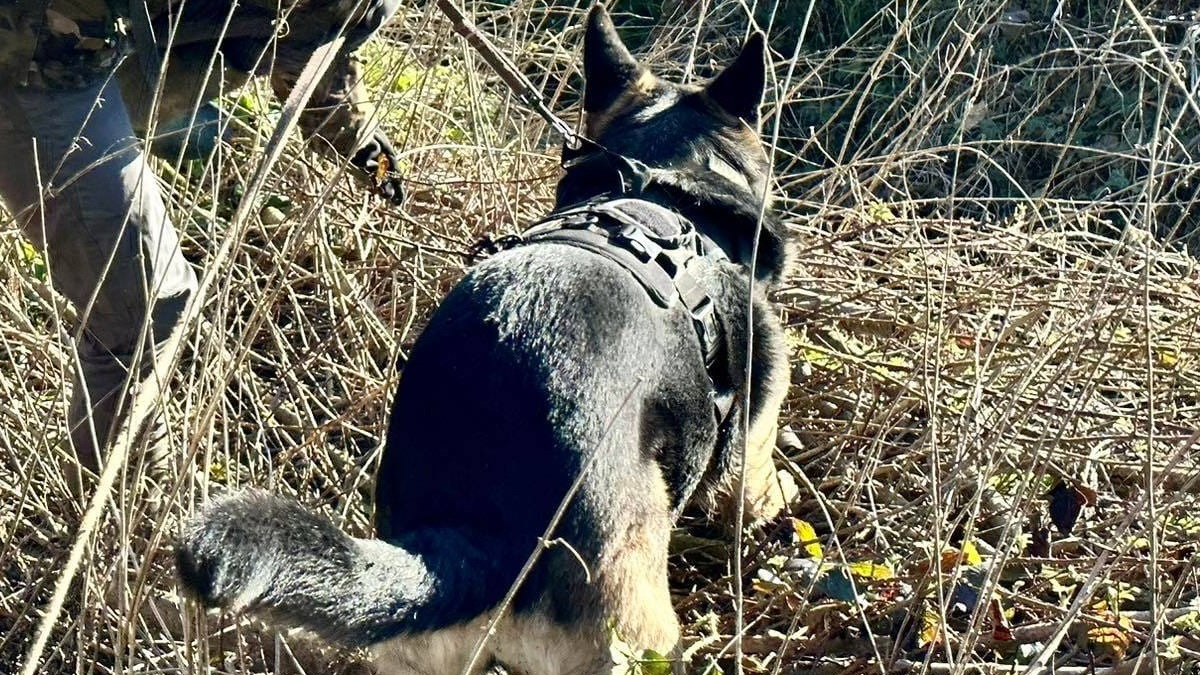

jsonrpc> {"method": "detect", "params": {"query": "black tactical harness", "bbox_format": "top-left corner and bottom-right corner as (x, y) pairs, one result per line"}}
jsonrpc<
(522, 198), (723, 362)
(494, 191), (736, 424)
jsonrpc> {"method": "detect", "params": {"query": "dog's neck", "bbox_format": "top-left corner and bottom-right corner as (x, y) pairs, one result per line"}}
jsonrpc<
(553, 146), (788, 285)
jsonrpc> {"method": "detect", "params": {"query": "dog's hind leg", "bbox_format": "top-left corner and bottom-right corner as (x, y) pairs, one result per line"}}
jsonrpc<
(597, 485), (682, 673)
(489, 527), (682, 675)
(533, 475), (683, 675)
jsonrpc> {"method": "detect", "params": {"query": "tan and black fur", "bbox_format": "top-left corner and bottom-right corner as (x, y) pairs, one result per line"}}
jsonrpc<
(175, 6), (794, 674)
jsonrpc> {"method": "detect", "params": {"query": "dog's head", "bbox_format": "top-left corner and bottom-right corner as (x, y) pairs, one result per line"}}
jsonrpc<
(558, 4), (787, 284)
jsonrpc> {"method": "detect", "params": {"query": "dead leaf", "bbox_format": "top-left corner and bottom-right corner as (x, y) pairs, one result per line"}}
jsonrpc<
(1085, 610), (1133, 663)
(44, 8), (82, 37)
(1047, 480), (1089, 535)
(990, 598), (1013, 641)
(918, 604), (942, 650)
(776, 426), (803, 453)
(753, 568), (789, 594)
(962, 101), (990, 131)
(1028, 512), (1050, 556)
(939, 541), (982, 572)
(1075, 483), (1098, 506)
(375, 152), (391, 185)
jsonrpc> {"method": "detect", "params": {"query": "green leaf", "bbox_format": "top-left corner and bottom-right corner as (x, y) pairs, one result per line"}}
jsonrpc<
(20, 241), (46, 281)
(817, 566), (860, 604)
(866, 201), (895, 223)
(637, 649), (673, 675)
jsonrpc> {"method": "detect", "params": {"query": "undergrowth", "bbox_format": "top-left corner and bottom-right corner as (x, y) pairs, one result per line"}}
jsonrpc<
(1, 1), (1198, 674)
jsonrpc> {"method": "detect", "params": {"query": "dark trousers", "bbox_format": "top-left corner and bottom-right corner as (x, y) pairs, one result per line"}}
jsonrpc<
(0, 76), (197, 476)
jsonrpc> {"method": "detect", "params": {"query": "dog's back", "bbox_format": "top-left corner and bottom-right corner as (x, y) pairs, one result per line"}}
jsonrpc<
(175, 6), (791, 674)
(378, 242), (711, 672)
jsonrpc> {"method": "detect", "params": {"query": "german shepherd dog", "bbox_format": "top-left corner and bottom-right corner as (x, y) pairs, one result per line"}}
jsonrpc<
(175, 5), (794, 673)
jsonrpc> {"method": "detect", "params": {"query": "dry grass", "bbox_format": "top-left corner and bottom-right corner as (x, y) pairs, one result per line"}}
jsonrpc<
(2, 1), (1199, 674)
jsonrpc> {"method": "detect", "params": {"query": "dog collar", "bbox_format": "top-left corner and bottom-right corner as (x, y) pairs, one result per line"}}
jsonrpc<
(559, 138), (654, 196)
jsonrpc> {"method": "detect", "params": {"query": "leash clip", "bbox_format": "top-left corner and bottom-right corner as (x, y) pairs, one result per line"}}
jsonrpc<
(615, 156), (652, 195)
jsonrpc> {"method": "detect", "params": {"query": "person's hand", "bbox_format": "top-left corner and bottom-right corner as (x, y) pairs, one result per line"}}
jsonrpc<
(351, 132), (404, 204)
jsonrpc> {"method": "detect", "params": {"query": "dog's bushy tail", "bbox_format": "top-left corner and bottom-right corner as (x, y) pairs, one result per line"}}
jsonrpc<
(175, 490), (495, 645)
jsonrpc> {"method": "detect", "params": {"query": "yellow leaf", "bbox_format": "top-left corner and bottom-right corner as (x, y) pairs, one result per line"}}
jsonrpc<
(847, 561), (894, 580)
(208, 460), (227, 483)
(791, 518), (823, 558)
(918, 604), (941, 649)
(19, 241), (47, 281)
(1157, 348), (1180, 368)
(938, 542), (982, 572)
(376, 152), (391, 184)
(1086, 603), (1135, 663)
(961, 541), (982, 566)
(1086, 624), (1131, 662)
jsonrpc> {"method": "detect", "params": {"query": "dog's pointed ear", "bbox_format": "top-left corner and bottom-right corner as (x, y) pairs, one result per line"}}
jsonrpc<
(705, 32), (767, 123)
(583, 4), (641, 113)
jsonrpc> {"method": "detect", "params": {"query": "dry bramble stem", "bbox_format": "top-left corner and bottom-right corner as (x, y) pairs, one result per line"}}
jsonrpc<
(434, 0), (581, 148)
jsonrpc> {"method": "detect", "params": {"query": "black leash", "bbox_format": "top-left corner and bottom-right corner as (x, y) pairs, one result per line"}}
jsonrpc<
(434, 0), (651, 175)
(435, 0), (582, 150)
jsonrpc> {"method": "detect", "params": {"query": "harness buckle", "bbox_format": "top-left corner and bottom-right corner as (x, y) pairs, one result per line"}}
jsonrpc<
(616, 156), (652, 195)
(613, 224), (661, 263)
(559, 211), (596, 228)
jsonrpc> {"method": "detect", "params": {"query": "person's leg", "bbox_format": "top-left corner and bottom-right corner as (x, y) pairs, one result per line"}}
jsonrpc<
(0, 77), (197, 482)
